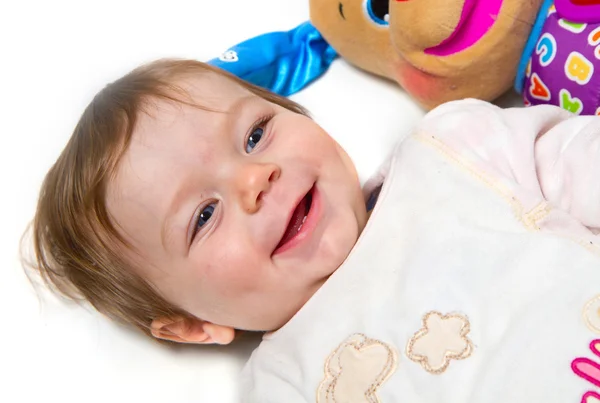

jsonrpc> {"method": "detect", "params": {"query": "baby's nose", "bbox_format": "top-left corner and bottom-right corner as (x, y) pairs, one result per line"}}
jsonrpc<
(235, 162), (281, 214)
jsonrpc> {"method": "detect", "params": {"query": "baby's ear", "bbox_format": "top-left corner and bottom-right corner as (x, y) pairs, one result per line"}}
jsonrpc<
(150, 316), (235, 345)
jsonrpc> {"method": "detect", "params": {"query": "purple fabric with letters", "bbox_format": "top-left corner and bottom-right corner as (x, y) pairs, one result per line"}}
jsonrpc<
(523, 7), (600, 115)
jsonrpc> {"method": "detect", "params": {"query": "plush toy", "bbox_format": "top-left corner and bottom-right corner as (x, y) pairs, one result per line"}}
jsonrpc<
(312, 0), (600, 114)
(211, 0), (600, 115)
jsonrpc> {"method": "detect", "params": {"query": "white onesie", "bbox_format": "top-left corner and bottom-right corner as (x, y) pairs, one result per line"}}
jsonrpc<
(240, 99), (600, 402)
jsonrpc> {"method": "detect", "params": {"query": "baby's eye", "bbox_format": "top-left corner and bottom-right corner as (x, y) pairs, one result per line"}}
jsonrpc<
(192, 202), (217, 240)
(245, 115), (273, 153)
(246, 127), (263, 153)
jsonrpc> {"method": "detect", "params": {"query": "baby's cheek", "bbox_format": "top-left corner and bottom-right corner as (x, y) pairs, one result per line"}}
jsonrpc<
(319, 211), (361, 271)
(284, 116), (330, 151)
(204, 247), (266, 297)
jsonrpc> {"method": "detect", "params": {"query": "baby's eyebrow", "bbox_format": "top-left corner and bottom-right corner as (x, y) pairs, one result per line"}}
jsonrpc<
(162, 177), (206, 255)
(228, 94), (260, 119)
(161, 186), (189, 254)
(161, 216), (178, 253)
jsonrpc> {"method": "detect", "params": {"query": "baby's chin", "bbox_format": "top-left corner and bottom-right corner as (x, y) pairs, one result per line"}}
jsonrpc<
(264, 277), (332, 333)
(258, 206), (364, 332)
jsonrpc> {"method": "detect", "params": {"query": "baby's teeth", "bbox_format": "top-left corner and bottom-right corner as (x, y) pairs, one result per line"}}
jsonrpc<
(297, 215), (308, 233)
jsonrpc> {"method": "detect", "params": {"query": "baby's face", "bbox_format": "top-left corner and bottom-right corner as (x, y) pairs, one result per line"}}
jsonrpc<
(108, 73), (367, 331)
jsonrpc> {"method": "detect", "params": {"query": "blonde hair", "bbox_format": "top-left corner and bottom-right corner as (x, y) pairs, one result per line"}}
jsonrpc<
(26, 59), (308, 340)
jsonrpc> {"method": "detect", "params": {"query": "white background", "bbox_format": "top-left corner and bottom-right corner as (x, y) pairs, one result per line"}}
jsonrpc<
(0, 0), (517, 401)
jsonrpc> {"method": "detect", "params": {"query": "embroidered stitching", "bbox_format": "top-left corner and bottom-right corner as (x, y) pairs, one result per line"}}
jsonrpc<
(584, 295), (600, 334)
(406, 311), (473, 374)
(572, 339), (600, 389)
(317, 333), (398, 403)
(581, 390), (600, 403)
(414, 134), (537, 230)
(523, 202), (551, 230)
(414, 133), (600, 256)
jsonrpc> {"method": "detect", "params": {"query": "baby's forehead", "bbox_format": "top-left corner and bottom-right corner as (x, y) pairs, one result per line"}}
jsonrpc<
(133, 72), (257, 132)
(181, 72), (252, 105)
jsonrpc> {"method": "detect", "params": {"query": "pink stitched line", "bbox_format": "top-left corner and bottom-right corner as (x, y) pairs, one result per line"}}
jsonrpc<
(582, 390), (600, 403)
(572, 357), (600, 387)
(590, 339), (600, 358)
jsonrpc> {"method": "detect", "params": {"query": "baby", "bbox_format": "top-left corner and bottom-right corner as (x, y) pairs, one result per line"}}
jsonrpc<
(29, 58), (600, 402)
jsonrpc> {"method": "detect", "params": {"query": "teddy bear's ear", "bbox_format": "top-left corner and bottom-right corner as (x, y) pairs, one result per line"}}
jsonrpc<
(207, 21), (337, 96)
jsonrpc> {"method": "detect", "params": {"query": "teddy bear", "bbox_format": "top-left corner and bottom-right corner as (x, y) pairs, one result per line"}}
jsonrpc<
(210, 0), (600, 115)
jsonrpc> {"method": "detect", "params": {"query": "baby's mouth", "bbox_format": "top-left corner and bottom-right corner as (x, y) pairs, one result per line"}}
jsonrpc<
(275, 187), (314, 250)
